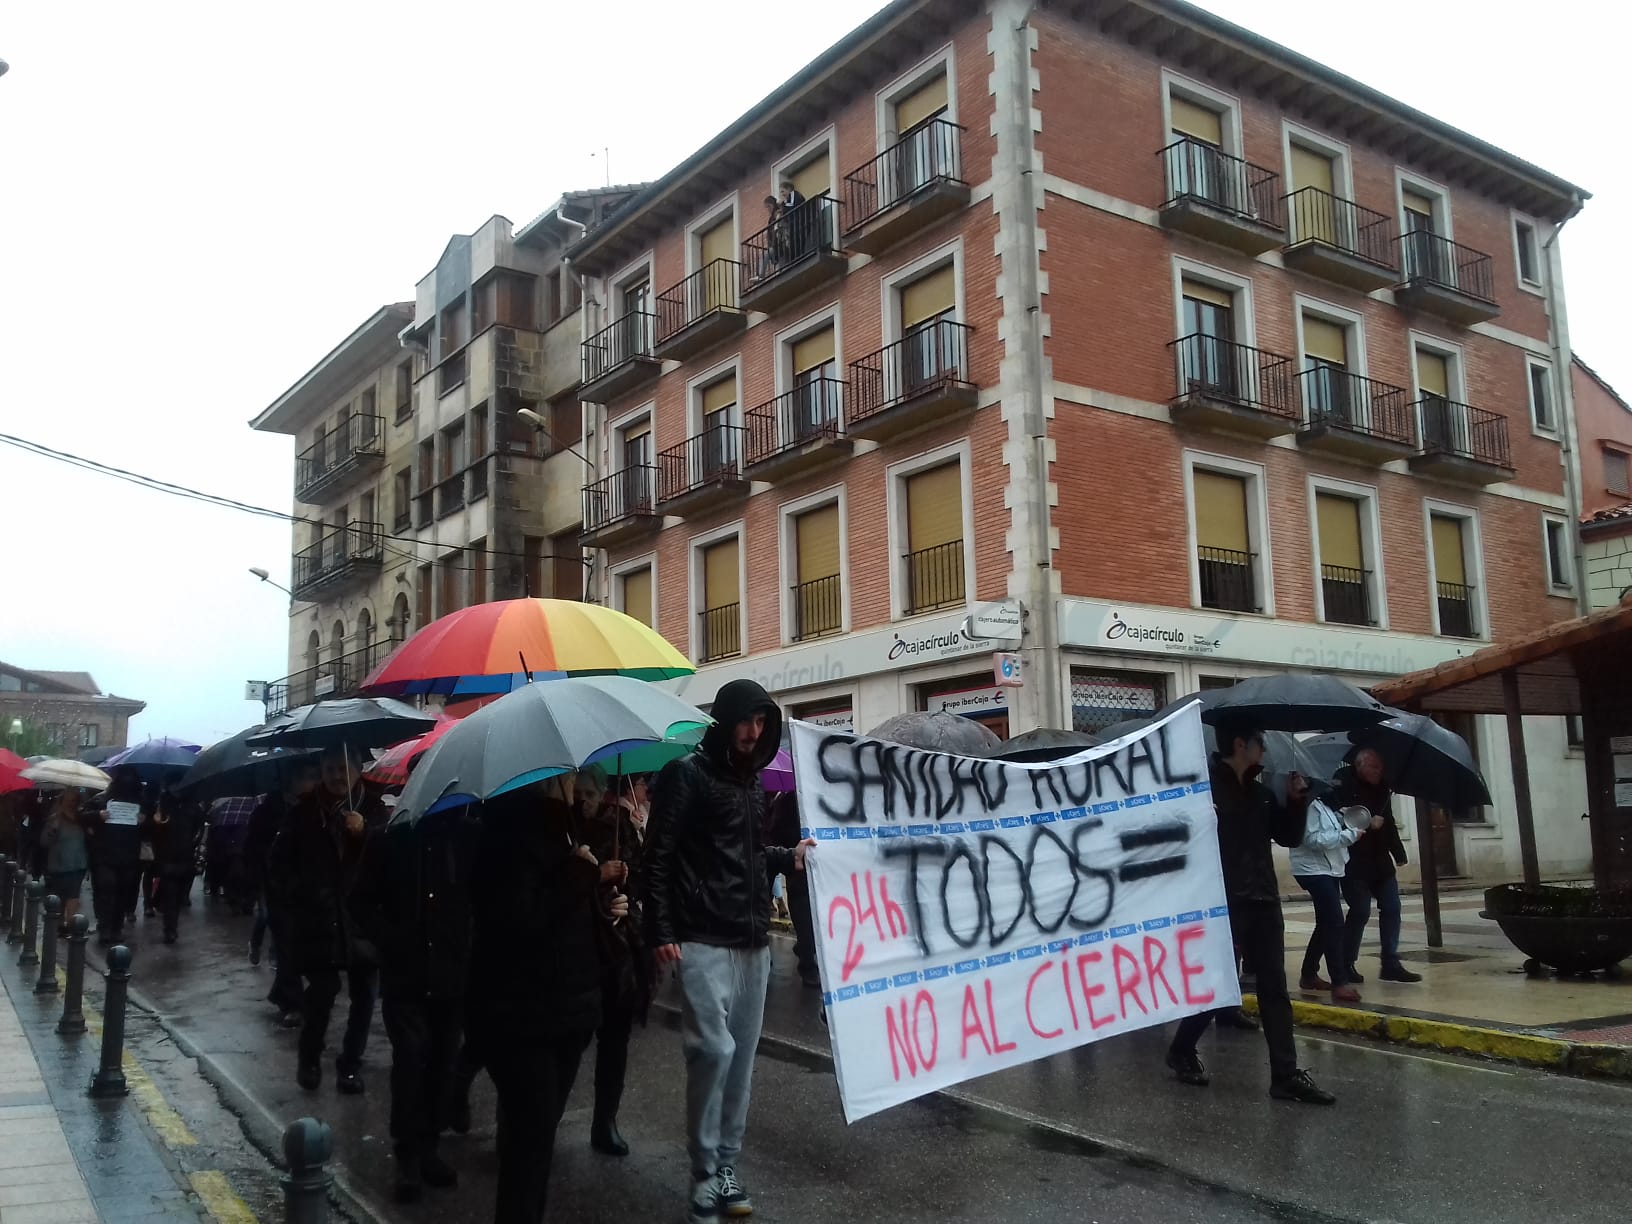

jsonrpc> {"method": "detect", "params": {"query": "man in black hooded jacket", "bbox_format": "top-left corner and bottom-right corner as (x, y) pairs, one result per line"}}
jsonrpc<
(646, 679), (810, 1224)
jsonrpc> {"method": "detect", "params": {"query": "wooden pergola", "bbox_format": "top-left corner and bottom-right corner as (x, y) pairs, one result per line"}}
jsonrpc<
(1369, 595), (1632, 946)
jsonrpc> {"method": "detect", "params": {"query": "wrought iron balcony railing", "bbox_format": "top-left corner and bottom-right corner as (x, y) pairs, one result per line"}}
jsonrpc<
(904, 539), (965, 615)
(844, 118), (965, 231)
(849, 319), (972, 424)
(295, 413), (384, 500)
(1198, 545), (1256, 612)
(1159, 138), (1285, 229)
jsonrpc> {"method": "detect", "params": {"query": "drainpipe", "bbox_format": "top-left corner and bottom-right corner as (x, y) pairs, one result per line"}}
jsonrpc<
(556, 202), (608, 603)
(1541, 192), (1587, 615)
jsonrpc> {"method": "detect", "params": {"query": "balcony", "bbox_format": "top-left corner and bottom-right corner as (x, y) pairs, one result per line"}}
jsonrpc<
(1168, 335), (1298, 439)
(1197, 546), (1257, 613)
(842, 119), (969, 257)
(654, 259), (746, 361)
(291, 522), (385, 600)
(1157, 139), (1286, 255)
(1281, 188), (1397, 292)
(904, 539), (965, 615)
(743, 378), (852, 478)
(264, 640), (391, 717)
(1409, 398), (1516, 485)
(698, 603), (741, 663)
(1437, 581), (1478, 638)
(740, 195), (846, 314)
(657, 424), (750, 515)
(580, 465), (661, 549)
(295, 413), (385, 504)
(848, 319), (977, 442)
(1394, 232), (1500, 325)
(1321, 564), (1373, 627)
(792, 574), (843, 642)
(580, 311), (660, 403)
(1295, 368), (1416, 464)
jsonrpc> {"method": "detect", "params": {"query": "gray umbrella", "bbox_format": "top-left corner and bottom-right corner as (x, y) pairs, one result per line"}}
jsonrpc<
(391, 675), (710, 825)
(867, 711), (1001, 756)
(247, 697), (435, 753)
(1190, 675), (1390, 734)
(989, 727), (1101, 764)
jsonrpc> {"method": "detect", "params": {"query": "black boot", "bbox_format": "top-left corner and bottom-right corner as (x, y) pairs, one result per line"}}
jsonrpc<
(296, 1062), (321, 1092)
(591, 1117), (629, 1156)
(393, 1153), (423, 1204)
(420, 1150), (458, 1189)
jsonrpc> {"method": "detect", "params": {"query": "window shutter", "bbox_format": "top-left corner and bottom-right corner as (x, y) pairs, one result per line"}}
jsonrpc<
(622, 567), (653, 627)
(701, 377), (736, 416)
(1169, 97), (1223, 146)
(1302, 316), (1348, 365)
(704, 539), (740, 609)
(796, 504), (842, 586)
(900, 265), (956, 329)
(788, 153), (830, 200)
(698, 217), (734, 266)
(1181, 279), (1234, 309)
(1416, 350), (1450, 398)
(1289, 146), (1335, 194)
(895, 73), (948, 132)
(1316, 494), (1365, 570)
(1403, 188), (1437, 220)
(905, 463), (963, 552)
(1431, 516), (1467, 585)
(792, 326), (836, 375)
(1193, 470), (1251, 553)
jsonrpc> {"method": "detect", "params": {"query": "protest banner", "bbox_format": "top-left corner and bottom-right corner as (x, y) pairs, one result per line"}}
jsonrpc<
(790, 702), (1238, 1122)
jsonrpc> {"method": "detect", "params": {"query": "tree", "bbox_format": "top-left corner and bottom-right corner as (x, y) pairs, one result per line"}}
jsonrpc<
(3, 716), (71, 759)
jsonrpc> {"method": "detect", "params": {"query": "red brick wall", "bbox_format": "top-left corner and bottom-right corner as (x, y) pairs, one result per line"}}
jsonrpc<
(1573, 362), (1632, 516)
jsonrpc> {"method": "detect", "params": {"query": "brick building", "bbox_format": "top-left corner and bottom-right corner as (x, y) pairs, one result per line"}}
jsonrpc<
(564, 0), (1594, 881)
(0, 662), (145, 755)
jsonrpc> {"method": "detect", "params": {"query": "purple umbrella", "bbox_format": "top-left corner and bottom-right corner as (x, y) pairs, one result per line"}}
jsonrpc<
(100, 737), (202, 783)
(763, 748), (795, 793)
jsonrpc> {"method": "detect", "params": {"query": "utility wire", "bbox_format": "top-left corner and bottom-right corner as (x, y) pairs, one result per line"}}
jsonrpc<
(0, 430), (592, 572)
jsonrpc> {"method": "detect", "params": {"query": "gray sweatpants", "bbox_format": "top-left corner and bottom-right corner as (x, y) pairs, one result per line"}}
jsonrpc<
(677, 942), (771, 1177)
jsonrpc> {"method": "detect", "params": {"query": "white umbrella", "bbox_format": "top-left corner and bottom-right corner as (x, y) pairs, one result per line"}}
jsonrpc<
(22, 758), (112, 790)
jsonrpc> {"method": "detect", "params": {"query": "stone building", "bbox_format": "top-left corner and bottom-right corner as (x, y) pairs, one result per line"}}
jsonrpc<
(0, 661), (145, 755)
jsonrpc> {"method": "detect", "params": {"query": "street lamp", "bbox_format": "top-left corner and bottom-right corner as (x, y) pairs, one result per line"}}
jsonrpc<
(516, 407), (594, 465)
(249, 567), (293, 596)
(9, 718), (21, 752)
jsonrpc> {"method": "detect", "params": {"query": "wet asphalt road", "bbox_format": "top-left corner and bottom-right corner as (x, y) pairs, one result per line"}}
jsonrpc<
(110, 894), (1632, 1224)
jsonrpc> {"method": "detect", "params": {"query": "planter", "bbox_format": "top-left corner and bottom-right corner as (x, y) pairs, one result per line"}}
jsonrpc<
(1481, 884), (1632, 976)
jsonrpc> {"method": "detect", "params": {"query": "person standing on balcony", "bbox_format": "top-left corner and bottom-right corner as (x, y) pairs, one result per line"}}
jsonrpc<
(758, 195), (784, 280)
(1336, 748), (1421, 984)
(778, 178), (810, 261)
(646, 679), (813, 1223)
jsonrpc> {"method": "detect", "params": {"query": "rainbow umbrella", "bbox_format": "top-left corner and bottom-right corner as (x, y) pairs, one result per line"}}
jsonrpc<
(359, 598), (692, 697)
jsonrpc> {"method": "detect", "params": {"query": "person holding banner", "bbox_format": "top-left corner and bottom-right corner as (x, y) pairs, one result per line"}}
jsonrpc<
(646, 678), (812, 1224)
(1166, 722), (1336, 1105)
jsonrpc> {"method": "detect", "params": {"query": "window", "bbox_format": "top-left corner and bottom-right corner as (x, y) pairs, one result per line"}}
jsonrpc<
(1070, 669), (1168, 735)
(784, 147), (831, 201)
(1528, 360), (1555, 433)
(498, 271), (535, 329)
(699, 376), (738, 478)
(437, 553), (462, 617)
(890, 70), (950, 200)
(1566, 715), (1585, 750)
(360, 387), (376, 422)
(1514, 218), (1541, 287)
(903, 462), (964, 613)
(473, 280), (493, 333)
(1165, 91), (1228, 206)
(544, 270), (563, 326)
(416, 439), (435, 526)
(792, 503), (843, 641)
(470, 540), (487, 605)
(899, 263), (957, 393)
(523, 536), (544, 599)
(1430, 513), (1477, 637)
(80, 723), (98, 749)
(469, 405), (489, 500)
(1300, 313), (1352, 423)
(1193, 469), (1256, 612)
(441, 423), (465, 479)
(1606, 447), (1631, 497)
(700, 537), (742, 662)
(1399, 182), (1447, 282)
(1178, 278), (1236, 397)
(440, 298), (466, 358)
(550, 530), (581, 601)
(1287, 141), (1339, 244)
(1543, 516), (1572, 591)
(620, 566), (653, 627)
(393, 468), (411, 530)
(1315, 492), (1372, 625)
(395, 361), (413, 421)
(417, 564), (433, 627)
(789, 324), (840, 440)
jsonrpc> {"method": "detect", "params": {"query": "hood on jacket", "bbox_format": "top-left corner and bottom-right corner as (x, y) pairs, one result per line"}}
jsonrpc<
(701, 679), (783, 776)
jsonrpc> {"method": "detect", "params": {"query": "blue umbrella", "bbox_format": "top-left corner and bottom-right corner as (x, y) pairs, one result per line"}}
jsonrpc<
(100, 737), (201, 783)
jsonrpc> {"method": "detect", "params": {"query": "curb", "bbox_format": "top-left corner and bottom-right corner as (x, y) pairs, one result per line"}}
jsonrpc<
(1242, 994), (1632, 1080)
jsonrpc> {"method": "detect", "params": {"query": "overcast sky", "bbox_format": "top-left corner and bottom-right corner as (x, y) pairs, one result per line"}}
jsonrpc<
(0, 1), (1618, 746)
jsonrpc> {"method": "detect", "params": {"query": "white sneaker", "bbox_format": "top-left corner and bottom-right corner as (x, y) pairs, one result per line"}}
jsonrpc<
(716, 1165), (753, 1218)
(687, 1173), (720, 1223)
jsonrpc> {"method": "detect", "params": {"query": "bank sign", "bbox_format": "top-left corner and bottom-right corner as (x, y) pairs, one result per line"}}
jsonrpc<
(1058, 598), (1477, 677)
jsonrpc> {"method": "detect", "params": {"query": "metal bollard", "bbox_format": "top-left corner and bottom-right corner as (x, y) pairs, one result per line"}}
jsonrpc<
(88, 945), (132, 1098)
(58, 914), (89, 1034)
(5, 868), (25, 944)
(281, 1117), (333, 1224)
(18, 880), (43, 967)
(35, 895), (61, 994)
(0, 856), (13, 929)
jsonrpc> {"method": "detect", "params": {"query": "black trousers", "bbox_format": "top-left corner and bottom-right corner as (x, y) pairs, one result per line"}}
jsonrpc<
(157, 871), (189, 937)
(593, 989), (635, 1128)
(300, 963), (378, 1072)
(1171, 898), (1298, 1083)
(787, 870), (817, 975)
(92, 864), (138, 938)
(382, 996), (463, 1159)
(488, 1029), (594, 1224)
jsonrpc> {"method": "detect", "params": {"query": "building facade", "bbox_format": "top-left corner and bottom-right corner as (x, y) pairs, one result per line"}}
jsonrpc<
(567, 0), (1591, 882)
(1571, 358), (1632, 518)
(0, 662), (145, 754)
(251, 304), (422, 713)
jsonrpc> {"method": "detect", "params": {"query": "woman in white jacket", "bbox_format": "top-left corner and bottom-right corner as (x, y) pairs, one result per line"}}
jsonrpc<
(1291, 798), (1382, 1004)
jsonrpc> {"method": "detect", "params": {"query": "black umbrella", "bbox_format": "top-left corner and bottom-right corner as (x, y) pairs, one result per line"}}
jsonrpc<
(867, 711), (1001, 756)
(247, 697), (435, 753)
(989, 727), (1101, 764)
(1311, 714), (1490, 809)
(176, 725), (319, 802)
(1095, 713), (1334, 795)
(1192, 675), (1390, 734)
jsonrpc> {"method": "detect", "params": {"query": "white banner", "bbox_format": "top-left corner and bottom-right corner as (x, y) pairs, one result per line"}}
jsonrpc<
(791, 704), (1238, 1122)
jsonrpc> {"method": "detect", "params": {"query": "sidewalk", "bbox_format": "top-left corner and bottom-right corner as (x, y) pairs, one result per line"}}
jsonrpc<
(0, 936), (271, 1223)
(1269, 884), (1632, 1073)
